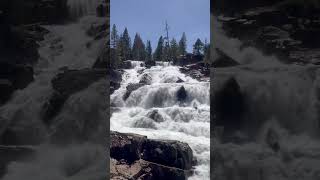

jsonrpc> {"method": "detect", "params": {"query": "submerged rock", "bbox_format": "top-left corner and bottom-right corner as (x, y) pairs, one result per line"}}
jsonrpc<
(139, 74), (152, 85)
(176, 86), (187, 102)
(146, 110), (165, 123)
(42, 69), (107, 123)
(123, 83), (145, 100)
(145, 60), (156, 68)
(213, 77), (245, 134)
(213, 48), (240, 67)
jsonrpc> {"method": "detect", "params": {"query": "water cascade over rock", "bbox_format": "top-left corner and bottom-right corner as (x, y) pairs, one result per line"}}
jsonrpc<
(111, 61), (210, 179)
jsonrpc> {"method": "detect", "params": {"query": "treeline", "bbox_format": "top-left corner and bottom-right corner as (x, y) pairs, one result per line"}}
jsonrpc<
(110, 24), (210, 68)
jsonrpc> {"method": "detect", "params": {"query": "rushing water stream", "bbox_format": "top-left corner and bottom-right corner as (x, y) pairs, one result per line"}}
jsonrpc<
(0, 1), (107, 179)
(212, 15), (320, 180)
(111, 61), (210, 179)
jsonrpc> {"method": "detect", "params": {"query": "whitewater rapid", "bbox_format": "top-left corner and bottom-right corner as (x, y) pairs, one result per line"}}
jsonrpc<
(111, 62), (210, 179)
(0, 1), (107, 179)
(212, 15), (320, 180)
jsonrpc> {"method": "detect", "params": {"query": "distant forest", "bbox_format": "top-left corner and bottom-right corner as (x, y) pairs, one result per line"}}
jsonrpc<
(110, 24), (211, 68)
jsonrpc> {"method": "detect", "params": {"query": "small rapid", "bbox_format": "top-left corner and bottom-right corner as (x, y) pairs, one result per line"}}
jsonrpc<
(0, 2), (107, 179)
(111, 61), (210, 179)
(212, 15), (320, 180)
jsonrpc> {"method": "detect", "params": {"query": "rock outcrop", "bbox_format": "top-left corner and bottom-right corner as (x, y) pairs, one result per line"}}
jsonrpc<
(110, 131), (194, 180)
(179, 62), (210, 81)
(42, 68), (107, 123)
(123, 83), (145, 100)
(217, 4), (320, 64)
(213, 77), (246, 134)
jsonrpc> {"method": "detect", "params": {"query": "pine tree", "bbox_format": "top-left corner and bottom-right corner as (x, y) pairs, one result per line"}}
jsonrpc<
(146, 40), (153, 61)
(170, 38), (179, 63)
(154, 36), (164, 61)
(178, 32), (187, 56)
(110, 24), (119, 48)
(110, 24), (120, 68)
(132, 33), (146, 61)
(120, 27), (132, 61)
(163, 42), (170, 62)
(193, 38), (204, 55)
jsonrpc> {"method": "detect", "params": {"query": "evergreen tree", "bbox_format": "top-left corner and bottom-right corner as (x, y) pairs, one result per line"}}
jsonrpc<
(163, 42), (170, 62)
(193, 38), (204, 55)
(170, 38), (179, 63)
(178, 32), (187, 56)
(146, 40), (153, 61)
(120, 27), (132, 61)
(132, 33), (146, 61)
(154, 36), (164, 61)
(110, 24), (119, 48)
(110, 24), (120, 68)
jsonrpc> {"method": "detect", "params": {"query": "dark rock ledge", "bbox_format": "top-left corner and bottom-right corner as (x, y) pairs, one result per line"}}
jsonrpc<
(110, 131), (195, 180)
(217, 4), (320, 65)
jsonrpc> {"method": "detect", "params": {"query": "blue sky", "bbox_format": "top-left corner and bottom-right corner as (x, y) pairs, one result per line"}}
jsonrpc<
(110, 0), (210, 53)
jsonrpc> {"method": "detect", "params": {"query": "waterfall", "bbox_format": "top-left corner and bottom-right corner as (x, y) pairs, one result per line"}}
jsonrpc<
(213, 15), (320, 180)
(0, 8), (106, 179)
(67, 0), (101, 19)
(111, 62), (210, 179)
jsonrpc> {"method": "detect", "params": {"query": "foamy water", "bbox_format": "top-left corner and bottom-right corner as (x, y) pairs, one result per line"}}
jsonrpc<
(0, 1), (107, 179)
(111, 62), (210, 179)
(212, 15), (320, 180)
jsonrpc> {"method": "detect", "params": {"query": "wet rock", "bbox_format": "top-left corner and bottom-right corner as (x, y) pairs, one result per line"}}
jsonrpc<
(213, 48), (240, 67)
(0, 62), (34, 93)
(86, 21), (108, 40)
(110, 131), (147, 163)
(96, 1), (108, 17)
(176, 86), (187, 102)
(110, 81), (120, 95)
(93, 45), (108, 69)
(147, 110), (165, 123)
(123, 83), (145, 100)
(110, 131), (194, 179)
(265, 128), (280, 152)
(109, 69), (123, 94)
(255, 26), (302, 58)
(145, 60), (156, 68)
(42, 69), (107, 123)
(139, 74), (152, 85)
(176, 78), (184, 83)
(122, 61), (132, 69)
(110, 159), (190, 180)
(213, 77), (245, 134)
(142, 139), (193, 170)
(289, 49), (320, 65)
(1, 0), (68, 25)
(0, 79), (14, 104)
(134, 118), (157, 129)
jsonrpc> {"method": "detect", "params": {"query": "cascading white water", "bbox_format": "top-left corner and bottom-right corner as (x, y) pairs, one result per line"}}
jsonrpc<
(0, 8), (106, 180)
(67, 0), (101, 19)
(111, 63), (210, 179)
(213, 15), (320, 180)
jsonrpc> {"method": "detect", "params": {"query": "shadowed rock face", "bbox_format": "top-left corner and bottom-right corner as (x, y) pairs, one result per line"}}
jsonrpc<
(217, 4), (320, 65)
(213, 77), (245, 134)
(110, 131), (194, 179)
(42, 68), (107, 124)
